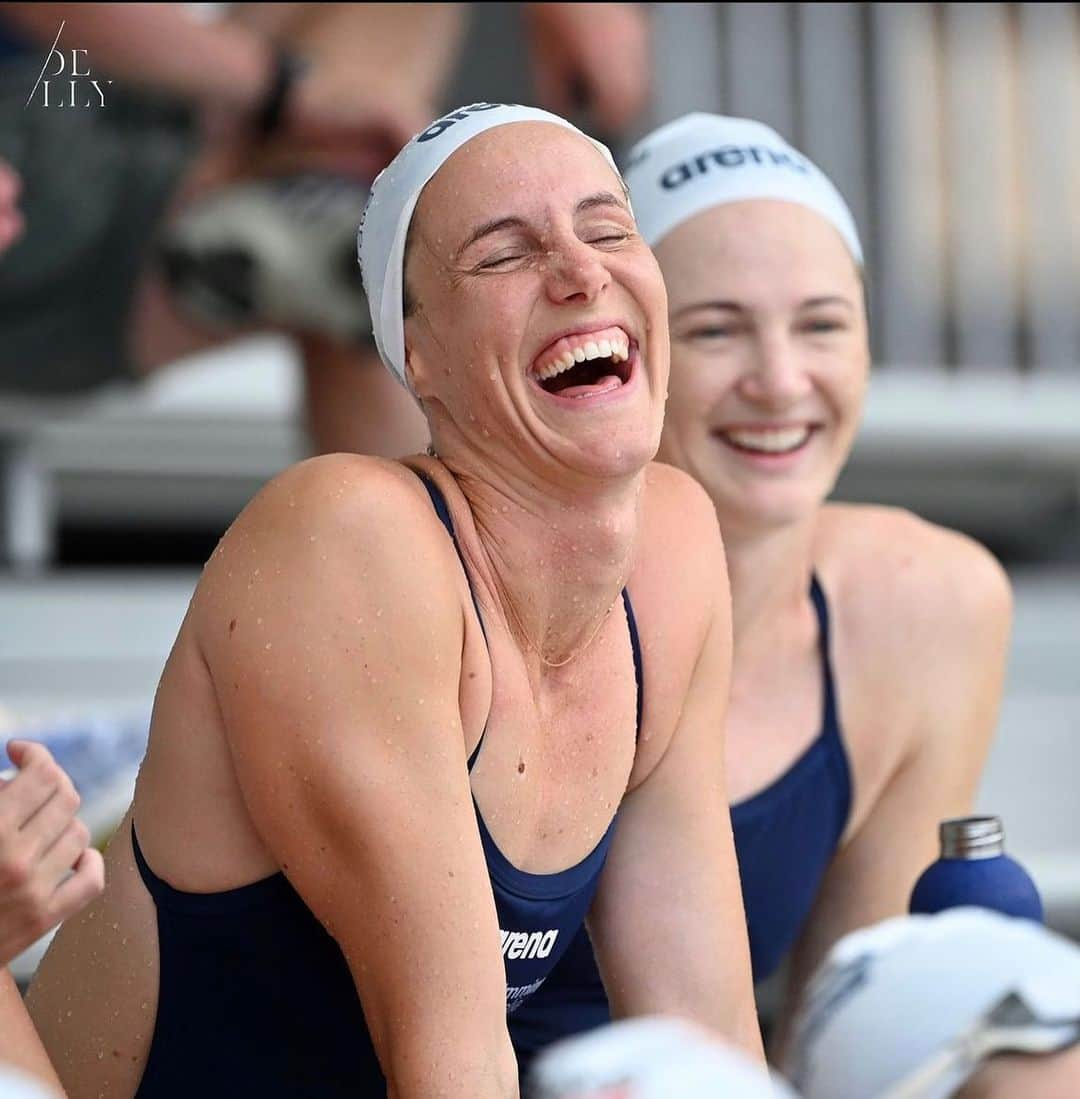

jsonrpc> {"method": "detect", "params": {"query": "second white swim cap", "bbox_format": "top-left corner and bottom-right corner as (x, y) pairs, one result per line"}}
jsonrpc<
(623, 112), (862, 263)
(357, 103), (622, 388)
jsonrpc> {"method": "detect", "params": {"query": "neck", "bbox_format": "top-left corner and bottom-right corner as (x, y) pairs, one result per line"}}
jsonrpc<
(436, 453), (643, 669)
(721, 513), (819, 645)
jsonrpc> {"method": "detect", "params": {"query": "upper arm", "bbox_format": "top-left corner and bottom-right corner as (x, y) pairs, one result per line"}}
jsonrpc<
(777, 521), (1013, 1049)
(196, 459), (512, 1094)
(587, 470), (762, 1060)
(0, 967), (63, 1093)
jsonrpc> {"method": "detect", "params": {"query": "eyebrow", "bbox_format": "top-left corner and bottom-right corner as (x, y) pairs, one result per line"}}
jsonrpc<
(454, 191), (631, 259)
(672, 295), (854, 320)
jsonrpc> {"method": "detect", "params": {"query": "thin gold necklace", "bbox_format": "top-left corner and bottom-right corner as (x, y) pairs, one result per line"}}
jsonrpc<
(426, 449), (629, 669)
(502, 580), (626, 669)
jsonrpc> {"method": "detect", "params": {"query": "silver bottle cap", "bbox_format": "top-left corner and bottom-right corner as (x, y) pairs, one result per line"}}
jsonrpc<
(940, 816), (1005, 860)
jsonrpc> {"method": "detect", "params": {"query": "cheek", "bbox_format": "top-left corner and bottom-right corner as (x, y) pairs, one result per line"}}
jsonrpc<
(666, 349), (725, 430)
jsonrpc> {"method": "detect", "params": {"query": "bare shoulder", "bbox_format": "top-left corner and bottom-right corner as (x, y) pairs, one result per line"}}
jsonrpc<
(191, 454), (462, 649)
(637, 461), (726, 586)
(816, 503), (1012, 686)
(626, 464), (728, 753)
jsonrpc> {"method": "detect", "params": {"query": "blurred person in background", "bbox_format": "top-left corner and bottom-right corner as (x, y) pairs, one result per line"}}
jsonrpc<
(0, 741), (103, 1097)
(0, 3), (650, 458)
(510, 112), (1013, 1074)
(0, 157), (21, 254)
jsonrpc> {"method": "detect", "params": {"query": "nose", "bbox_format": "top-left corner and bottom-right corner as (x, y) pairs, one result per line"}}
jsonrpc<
(738, 329), (813, 408)
(542, 235), (611, 306)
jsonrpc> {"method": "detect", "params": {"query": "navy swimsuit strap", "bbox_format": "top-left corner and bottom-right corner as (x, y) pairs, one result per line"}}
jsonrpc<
(415, 472), (644, 765)
(621, 586), (643, 738)
(808, 574), (839, 738)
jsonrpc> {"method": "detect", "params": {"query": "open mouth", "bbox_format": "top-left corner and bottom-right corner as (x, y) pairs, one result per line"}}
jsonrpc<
(531, 326), (635, 400)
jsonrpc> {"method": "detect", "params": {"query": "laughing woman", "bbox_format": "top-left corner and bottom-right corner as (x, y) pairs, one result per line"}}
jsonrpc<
(510, 112), (1013, 1072)
(26, 105), (762, 1099)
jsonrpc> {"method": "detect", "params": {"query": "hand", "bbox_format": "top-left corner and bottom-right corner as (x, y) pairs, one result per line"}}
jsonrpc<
(523, 3), (652, 136)
(276, 60), (432, 179)
(0, 742), (104, 967)
(0, 160), (24, 256)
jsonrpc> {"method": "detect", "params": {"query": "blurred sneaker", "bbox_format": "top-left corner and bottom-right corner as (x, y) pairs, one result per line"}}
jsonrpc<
(158, 174), (372, 343)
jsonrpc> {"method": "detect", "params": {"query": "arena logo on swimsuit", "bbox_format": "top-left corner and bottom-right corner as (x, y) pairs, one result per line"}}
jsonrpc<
(660, 145), (810, 190)
(500, 927), (559, 961)
(416, 102), (506, 143)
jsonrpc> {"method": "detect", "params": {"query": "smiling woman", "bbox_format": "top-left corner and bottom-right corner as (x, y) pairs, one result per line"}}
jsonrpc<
(26, 104), (763, 1099)
(510, 112), (1013, 1089)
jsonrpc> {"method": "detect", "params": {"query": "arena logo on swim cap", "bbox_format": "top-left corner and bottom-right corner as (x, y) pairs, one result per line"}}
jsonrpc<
(661, 145), (810, 190)
(416, 102), (507, 143)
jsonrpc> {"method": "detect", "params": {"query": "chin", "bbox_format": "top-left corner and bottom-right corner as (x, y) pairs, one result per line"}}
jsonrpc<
(707, 478), (826, 533)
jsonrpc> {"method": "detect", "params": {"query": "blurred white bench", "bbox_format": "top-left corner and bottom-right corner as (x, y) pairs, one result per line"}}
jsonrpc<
(0, 335), (305, 570)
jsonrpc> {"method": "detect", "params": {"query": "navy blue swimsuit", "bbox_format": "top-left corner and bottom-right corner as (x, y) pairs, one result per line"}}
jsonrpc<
(130, 472), (642, 1096)
(509, 575), (851, 1071)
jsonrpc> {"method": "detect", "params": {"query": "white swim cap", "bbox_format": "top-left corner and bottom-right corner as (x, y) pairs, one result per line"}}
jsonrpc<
(357, 103), (622, 388)
(528, 1015), (796, 1098)
(785, 908), (1080, 1099)
(623, 113), (862, 263)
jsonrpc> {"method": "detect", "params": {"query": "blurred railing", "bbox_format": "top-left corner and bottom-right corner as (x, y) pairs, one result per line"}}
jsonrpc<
(651, 2), (1080, 374)
(1, 4), (1077, 568)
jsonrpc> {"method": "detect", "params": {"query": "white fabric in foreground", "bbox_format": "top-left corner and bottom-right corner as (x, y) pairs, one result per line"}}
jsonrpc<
(786, 907), (1080, 1099)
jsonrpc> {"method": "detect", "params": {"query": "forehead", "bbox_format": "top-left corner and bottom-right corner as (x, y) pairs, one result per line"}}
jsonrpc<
(654, 199), (859, 297)
(412, 122), (624, 242)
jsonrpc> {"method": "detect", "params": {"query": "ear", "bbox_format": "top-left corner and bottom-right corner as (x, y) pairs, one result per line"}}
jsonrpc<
(402, 329), (427, 406)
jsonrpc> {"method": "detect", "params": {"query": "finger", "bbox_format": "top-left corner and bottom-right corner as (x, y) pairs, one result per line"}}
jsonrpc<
(38, 815), (93, 887)
(0, 743), (66, 831)
(48, 846), (105, 924)
(22, 781), (84, 863)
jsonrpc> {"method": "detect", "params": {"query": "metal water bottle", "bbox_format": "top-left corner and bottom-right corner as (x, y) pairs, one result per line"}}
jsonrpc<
(909, 815), (1044, 922)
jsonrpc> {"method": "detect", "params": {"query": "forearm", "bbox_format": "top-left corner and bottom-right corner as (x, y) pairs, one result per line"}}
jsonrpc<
(258, 2), (467, 104)
(384, 1034), (518, 1099)
(1, 3), (272, 114)
(0, 967), (63, 1094)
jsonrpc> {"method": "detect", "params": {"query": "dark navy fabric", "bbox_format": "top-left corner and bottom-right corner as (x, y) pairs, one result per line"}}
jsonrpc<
(130, 471), (643, 1095)
(0, 19), (31, 62)
(509, 574), (852, 1071)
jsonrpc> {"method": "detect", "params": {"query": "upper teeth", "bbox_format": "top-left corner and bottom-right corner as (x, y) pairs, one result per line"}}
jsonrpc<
(535, 331), (631, 381)
(723, 427), (812, 453)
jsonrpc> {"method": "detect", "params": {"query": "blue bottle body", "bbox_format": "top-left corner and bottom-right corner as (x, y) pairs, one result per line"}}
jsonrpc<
(909, 853), (1044, 922)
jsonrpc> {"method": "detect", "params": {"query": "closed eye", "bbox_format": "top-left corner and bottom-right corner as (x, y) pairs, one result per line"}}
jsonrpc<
(475, 252), (527, 271)
(586, 232), (631, 246)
